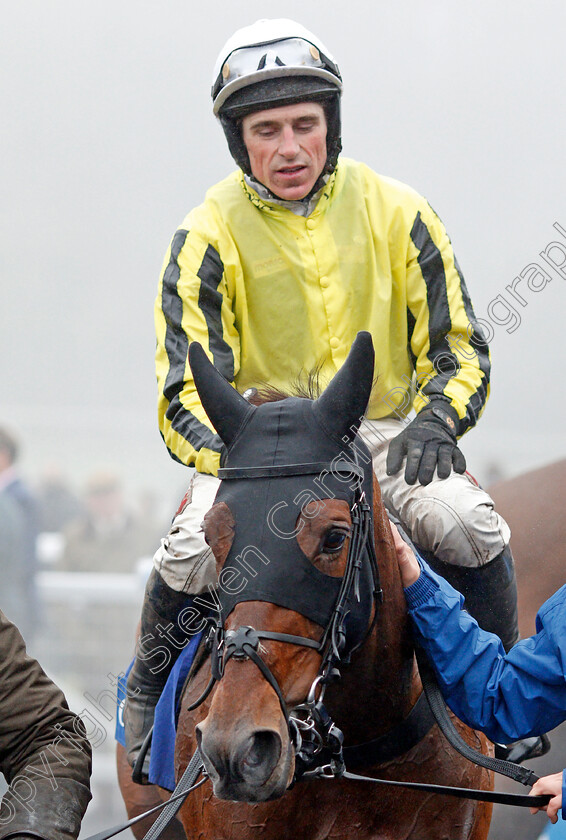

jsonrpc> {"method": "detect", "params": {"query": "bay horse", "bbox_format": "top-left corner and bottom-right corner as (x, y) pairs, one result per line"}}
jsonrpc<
(118, 332), (493, 839)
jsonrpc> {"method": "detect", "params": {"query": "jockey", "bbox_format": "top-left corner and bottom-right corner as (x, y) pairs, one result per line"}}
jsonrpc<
(123, 18), (524, 779)
(393, 525), (564, 824)
(0, 608), (91, 838)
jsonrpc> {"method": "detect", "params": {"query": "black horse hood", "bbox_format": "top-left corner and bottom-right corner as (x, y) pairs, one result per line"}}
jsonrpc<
(189, 333), (376, 635)
(188, 331), (375, 452)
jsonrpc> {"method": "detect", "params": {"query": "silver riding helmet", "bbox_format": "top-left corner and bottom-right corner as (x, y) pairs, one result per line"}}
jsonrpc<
(211, 18), (343, 177)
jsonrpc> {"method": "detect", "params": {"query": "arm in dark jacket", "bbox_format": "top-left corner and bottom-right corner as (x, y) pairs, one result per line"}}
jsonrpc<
(0, 609), (92, 840)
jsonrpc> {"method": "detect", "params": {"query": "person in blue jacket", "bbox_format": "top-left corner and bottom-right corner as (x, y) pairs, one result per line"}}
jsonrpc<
(391, 522), (566, 825)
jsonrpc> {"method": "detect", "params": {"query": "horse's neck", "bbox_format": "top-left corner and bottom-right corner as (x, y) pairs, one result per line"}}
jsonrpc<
(325, 497), (420, 745)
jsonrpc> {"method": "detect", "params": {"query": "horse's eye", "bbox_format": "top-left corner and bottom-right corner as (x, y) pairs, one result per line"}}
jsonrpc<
(321, 529), (348, 554)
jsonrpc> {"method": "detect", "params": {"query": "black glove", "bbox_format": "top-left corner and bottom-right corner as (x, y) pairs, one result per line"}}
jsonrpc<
(386, 401), (466, 486)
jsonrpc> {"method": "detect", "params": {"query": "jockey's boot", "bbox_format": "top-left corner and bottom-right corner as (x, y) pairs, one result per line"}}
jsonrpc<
(424, 545), (550, 763)
(123, 569), (204, 783)
(423, 544), (519, 650)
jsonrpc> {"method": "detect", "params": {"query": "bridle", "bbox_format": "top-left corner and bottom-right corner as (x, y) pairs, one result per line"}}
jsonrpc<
(89, 463), (550, 840)
(87, 331), (553, 840)
(190, 455), (383, 782)
(189, 453), (549, 798)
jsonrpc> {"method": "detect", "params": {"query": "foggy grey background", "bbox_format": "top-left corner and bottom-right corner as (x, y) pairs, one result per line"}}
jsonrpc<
(2, 2), (565, 837)
(3, 0), (566, 506)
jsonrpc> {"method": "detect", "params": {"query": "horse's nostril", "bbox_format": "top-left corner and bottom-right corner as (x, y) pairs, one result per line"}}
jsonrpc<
(238, 730), (281, 783)
(243, 731), (272, 768)
(197, 722), (283, 790)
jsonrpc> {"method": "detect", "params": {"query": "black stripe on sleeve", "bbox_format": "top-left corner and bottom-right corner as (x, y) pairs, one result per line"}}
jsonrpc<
(197, 245), (235, 382)
(406, 307), (417, 369)
(167, 393), (224, 457)
(410, 212), (460, 395)
(453, 256), (491, 432)
(161, 230), (224, 457)
(162, 229), (191, 406)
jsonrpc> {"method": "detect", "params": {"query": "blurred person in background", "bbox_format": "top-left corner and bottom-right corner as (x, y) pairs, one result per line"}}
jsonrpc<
(59, 471), (161, 573)
(36, 464), (84, 535)
(0, 491), (25, 631)
(0, 607), (91, 839)
(0, 428), (41, 642)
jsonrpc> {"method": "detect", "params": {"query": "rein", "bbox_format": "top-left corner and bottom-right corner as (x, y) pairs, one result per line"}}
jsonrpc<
(189, 457), (384, 732)
(190, 456), (552, 806)
(91, 457), (551, 840)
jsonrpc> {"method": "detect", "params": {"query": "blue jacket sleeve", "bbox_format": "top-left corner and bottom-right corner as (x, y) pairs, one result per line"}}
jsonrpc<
(404, 559), (566, 744)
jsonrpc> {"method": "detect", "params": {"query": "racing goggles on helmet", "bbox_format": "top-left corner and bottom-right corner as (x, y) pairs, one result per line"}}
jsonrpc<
(212, 36), (342, 116)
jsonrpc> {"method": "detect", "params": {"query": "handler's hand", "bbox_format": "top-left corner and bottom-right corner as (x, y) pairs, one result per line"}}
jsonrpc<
(529, 772), (563, 824)
(390, 522), (421, 587)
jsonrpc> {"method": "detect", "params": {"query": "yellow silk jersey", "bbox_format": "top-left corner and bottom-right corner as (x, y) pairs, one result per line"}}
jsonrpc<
(155, 158), (490, 475)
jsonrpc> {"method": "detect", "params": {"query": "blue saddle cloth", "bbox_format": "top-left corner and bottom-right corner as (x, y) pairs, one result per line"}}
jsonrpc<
(115, 631), (203, 791)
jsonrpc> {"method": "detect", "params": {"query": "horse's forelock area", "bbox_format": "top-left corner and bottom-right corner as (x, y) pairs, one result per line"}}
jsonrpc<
(246, 367), (325, 406)
(246, 366), (380, 408)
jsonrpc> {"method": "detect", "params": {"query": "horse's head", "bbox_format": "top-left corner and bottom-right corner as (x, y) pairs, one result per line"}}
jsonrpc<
(189, 333), (381, 802)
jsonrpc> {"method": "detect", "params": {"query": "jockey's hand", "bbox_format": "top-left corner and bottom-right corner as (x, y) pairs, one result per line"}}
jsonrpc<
(390, 522), (421, 587)
(529, 771), (564, 824)
(386, 401), (466, 486)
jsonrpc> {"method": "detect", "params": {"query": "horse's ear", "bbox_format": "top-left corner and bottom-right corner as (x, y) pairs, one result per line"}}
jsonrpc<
(188, 342), (252, 445)
(314, 331), (375, 441)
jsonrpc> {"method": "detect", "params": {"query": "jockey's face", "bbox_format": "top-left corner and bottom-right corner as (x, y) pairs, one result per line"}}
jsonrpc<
(241, 102), (327, 200)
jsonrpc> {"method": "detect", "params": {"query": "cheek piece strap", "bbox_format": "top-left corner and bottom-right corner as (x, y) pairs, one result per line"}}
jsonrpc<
(190, 449), (383, 777)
